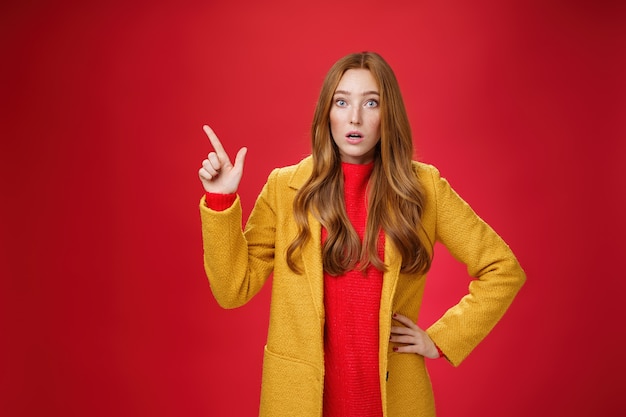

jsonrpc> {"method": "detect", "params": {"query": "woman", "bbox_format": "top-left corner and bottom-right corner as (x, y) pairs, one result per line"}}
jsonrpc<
(198, 52), (525, 417)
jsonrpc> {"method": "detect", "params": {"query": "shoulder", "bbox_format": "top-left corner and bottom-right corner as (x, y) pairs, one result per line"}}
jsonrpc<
(267, 155), (313, 190)
(412, 161), (439, 175)
(411, 161), (459, 207)
(411, 161), (443, 188)
(273, 155), (312, 175)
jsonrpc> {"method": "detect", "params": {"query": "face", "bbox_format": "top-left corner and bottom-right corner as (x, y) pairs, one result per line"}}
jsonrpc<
(330, 69), (381, 164)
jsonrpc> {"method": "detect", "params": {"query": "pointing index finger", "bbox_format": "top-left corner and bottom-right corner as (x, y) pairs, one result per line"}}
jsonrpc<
(203, 125), (230, 163)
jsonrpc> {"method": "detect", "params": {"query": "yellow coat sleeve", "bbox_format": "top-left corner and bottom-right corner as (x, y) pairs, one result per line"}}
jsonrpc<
(424, 166), (526, 366)
(199, 169), (279, 309)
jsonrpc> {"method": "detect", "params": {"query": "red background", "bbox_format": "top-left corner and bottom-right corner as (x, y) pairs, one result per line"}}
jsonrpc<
(2, 0), (625, 416)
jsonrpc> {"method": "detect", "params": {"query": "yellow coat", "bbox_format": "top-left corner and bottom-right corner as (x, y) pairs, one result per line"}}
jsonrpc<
(200, 156), (525, 417)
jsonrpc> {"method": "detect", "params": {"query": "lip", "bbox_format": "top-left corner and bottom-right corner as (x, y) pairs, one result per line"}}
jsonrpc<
(345, 130), (364, 144)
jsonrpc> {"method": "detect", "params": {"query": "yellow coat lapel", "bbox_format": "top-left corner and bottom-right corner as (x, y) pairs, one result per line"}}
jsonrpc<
(285, 156), (404, 326)
(287, 158), (325, 319)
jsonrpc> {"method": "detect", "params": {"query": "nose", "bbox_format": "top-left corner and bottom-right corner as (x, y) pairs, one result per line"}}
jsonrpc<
(350, 107), (361, 125)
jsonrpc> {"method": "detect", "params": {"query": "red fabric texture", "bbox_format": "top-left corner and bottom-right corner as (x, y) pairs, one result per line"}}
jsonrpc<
(437, 345), (444, 358)
(323, 162), (384, 417)
(204, 192), (237, 211)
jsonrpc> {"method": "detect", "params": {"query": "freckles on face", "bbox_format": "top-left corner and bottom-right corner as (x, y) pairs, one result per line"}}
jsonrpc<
(330, 69), (381, 164)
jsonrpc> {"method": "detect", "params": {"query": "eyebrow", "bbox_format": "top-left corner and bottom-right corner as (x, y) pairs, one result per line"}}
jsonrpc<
(334, 90), (380, 96)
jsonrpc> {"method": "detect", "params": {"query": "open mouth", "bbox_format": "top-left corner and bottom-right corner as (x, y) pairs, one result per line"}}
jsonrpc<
(346, 131), (363, 143)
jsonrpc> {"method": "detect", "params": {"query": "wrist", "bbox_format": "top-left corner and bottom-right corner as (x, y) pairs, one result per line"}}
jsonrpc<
(436, 345), (444, 359)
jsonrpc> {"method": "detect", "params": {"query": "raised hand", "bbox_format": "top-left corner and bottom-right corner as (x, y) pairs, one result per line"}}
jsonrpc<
(198, 125), (247, 194)
(390, 313), (439, 359)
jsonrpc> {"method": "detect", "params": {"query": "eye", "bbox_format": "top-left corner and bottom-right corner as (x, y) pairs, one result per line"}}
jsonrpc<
(335, 99), (347, 107)
(365, 99), (379, 108)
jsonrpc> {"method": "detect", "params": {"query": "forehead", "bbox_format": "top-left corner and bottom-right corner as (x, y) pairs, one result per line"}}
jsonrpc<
(335, 69), (379, 93)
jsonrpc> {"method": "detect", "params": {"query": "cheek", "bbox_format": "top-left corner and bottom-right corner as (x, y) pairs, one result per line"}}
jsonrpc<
(368, 114), (381, 133)
(329, 111), (340, 136)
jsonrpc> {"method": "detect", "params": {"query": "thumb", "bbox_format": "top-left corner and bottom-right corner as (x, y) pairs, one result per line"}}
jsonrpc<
(234, 147), (247, 170)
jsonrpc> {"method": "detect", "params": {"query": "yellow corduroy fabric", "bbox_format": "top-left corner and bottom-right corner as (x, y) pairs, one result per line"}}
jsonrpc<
(200, 156), (526, 417)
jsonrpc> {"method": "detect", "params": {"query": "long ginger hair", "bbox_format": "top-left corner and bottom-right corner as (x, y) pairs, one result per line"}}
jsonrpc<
(286, 52), (432, 276)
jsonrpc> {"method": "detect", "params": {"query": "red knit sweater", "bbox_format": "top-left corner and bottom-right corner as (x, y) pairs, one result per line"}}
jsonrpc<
(322, 162), (384, 417)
